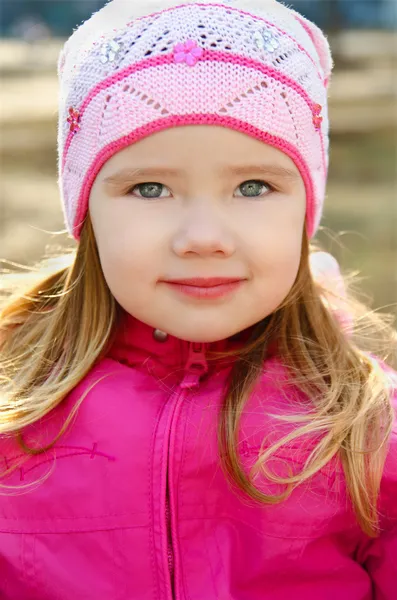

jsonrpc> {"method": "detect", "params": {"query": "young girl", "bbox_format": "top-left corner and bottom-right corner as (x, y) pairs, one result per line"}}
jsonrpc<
(0, 1), (396, 598)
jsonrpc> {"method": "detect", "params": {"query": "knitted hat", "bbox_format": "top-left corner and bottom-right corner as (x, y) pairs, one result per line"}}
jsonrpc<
(57, 0), (333, 241)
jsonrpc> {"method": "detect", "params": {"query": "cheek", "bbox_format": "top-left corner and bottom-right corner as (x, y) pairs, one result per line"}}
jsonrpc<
(94, 221), (159, 293)
(247, 220), (303, 309)
(250, 219), (303, 270)
(96, 240), (153, 314)
(256, 249), (301, 314)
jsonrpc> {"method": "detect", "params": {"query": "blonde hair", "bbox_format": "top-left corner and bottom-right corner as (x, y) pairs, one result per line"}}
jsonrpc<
(1, 214), (396, 536)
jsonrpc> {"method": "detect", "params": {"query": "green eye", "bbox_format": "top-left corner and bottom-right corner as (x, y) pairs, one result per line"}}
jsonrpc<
(236, 180), (273, 197)
(128, 182), (169, 198)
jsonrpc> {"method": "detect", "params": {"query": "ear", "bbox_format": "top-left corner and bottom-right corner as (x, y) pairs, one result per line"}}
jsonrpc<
(291, 11), (334, 87)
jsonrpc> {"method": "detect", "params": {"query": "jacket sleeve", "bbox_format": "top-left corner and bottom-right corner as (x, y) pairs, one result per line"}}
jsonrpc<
(361, 369), (397, 599)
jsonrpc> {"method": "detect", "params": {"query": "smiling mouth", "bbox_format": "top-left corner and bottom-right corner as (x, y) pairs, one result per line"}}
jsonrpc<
(163, 277), (245, 287)
(161, 278), (246, 299)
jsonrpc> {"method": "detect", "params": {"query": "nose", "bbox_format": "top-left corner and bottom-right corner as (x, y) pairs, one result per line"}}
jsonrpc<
(172, 203), (236, 258)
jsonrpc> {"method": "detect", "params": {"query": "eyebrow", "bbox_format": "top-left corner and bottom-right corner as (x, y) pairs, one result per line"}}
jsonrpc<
(103, 164), (300, 185)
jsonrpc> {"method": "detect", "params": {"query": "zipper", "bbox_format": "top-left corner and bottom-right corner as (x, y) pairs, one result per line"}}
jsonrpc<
(165, 342), (208, 598)
(165, 497), (175, 595)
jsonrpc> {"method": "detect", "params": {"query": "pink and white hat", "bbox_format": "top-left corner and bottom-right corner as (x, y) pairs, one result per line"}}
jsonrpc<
(57, 0), (333, 241)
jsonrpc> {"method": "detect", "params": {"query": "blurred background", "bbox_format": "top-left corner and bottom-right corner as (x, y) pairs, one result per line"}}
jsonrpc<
(1, 0), (396, 317)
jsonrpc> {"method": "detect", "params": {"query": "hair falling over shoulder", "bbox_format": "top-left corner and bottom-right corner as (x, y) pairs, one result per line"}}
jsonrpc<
(0, 214), (396, 537)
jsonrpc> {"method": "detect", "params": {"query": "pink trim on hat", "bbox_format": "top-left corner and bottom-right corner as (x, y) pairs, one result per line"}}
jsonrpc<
(63, 50), (326, 171)
(293, 14), (317, 44)
(127, 2), (324, 82)
(72, 114), (316, 241)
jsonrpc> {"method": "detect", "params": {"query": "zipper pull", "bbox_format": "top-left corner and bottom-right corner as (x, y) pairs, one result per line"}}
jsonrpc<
(181, 342), (208, 389)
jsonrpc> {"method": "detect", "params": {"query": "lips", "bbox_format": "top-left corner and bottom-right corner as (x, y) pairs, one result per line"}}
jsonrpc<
(163, 277), (244, 287)
(161, 277), (246, 300)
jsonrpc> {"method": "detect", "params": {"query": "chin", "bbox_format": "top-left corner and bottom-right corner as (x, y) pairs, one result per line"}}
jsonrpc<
(167, 325), (241, 344)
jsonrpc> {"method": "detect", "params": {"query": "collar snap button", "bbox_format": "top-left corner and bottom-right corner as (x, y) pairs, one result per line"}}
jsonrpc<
(153, 329), (168, 342)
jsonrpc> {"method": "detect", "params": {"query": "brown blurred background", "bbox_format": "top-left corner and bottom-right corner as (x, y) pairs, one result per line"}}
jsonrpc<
(1, 1), (396, 317)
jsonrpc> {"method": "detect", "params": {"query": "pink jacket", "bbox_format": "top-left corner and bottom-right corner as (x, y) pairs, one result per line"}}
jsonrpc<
(0, 312), (396, 599)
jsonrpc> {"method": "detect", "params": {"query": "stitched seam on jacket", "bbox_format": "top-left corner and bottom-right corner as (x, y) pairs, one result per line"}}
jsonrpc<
(180, 390), (220, 600)
(176, 514), (356, 540)
(149, 399), (166, 600)
(176, 390), (197, 600)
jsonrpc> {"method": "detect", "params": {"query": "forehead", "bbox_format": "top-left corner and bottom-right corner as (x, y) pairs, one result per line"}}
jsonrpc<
(100, 125), (301, 177)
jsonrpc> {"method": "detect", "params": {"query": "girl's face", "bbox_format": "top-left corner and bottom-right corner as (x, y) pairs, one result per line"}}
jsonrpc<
(89, 126), (306, 342)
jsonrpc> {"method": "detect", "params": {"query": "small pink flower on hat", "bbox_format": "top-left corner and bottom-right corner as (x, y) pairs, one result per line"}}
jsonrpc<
(67, 107), (81, 134)
(312, 103), (323, 130)
(173, 39), (204, 66)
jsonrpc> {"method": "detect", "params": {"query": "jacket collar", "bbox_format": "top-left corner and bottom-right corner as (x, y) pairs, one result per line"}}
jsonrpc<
(106, 308), (252, 382)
